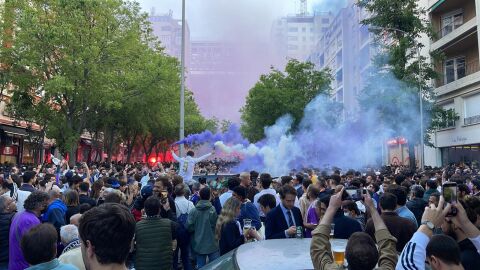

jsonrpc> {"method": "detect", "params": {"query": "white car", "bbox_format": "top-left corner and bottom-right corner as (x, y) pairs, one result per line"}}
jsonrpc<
(201, 238), (314, 270)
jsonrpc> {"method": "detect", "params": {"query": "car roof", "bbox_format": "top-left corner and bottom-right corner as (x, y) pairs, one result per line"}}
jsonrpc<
(235, 238), (314, 269)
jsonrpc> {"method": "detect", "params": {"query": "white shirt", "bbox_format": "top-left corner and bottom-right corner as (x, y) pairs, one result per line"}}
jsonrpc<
(253, 188), (280, 217)
(172, 152), (212, 184)
(219, 190), (233, 207)
(174, 196), (195, 217)
(1, 182), (30, 213)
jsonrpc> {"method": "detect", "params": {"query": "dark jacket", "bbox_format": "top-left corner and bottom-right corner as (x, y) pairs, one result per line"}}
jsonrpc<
(365, 211), (416, 252)
(187, 200), (218, 254)
(406, 198), (427, 226)
(135, 216), (177, 270)
(78, 194), (96, 208)
(20, 184), (35, 193)
(65, 206), (79, 224)
(0, 212), (15, 265)
(265, 204), (303, 239)
(160, 196), (177, 222)
(423, 188), (437, 202)
(459, 238), (480, 270)
(332, 210), (363, 239)
(219, 220), (244, 255)
(42, 199), (67, 234)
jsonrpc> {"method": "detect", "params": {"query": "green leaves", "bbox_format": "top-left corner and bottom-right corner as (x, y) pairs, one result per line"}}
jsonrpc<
(240, 59), (332, 142)
(2, 0), (212, 163)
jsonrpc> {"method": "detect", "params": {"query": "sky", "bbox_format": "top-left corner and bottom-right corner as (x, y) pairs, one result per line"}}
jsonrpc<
(135, 0), (348, 122)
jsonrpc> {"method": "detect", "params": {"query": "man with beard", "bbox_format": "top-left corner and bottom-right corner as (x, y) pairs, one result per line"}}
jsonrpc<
(441, 198), (480, 270)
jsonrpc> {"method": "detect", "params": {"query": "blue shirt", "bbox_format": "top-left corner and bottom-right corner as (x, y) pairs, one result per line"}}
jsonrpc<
(396, 205), (418, 228)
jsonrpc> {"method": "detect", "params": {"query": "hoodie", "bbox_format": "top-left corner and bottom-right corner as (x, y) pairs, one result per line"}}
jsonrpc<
(187, 200), (218, 254)
(42, 199), (67, 233)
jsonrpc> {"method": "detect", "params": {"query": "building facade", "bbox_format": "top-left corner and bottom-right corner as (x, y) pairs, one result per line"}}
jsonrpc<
(148, 10), (191, 67)
(425, 0), (480, 166)
(307, 1), (374, 120)
(272, 12), (333, 62)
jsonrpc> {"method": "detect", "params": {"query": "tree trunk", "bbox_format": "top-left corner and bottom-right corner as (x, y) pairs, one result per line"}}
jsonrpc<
(69, 144), (77, 167)
(408, 141), (416, 172)
(126, 132), (138, 164)
(106, 130), (114, 163)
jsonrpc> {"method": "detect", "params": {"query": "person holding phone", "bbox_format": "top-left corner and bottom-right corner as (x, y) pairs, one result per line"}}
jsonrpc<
(153, 178), (176, 221)
(441, 197), (480, 270)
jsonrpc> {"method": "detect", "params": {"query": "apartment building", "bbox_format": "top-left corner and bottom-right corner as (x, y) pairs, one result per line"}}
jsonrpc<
(427, 0), (480, 166)
(148, 10), (191, 67)
(308, 1), (374, 119)
(272, 12), (333, 62)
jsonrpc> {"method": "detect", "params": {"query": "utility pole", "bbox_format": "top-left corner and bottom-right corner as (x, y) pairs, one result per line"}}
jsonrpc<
(179, 0), (186, 157)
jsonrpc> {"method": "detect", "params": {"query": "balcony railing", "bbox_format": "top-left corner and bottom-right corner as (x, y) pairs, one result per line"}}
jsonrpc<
(435, 59), (480, 88)
(438, 120), (456, 129)
(464, 115), (480, 125)
(433, 19), (468, 42)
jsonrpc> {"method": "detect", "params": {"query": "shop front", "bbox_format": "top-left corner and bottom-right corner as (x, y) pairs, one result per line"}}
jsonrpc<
(433, 123), (480, 166)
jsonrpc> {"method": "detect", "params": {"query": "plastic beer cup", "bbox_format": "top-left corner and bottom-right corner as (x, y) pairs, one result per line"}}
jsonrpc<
(331, 239), (347, 266)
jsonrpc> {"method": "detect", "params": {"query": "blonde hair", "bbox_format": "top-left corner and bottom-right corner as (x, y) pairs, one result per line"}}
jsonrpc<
(215, 197), (241, 241)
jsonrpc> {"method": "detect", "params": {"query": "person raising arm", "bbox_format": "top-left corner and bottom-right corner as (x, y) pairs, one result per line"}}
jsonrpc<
(310, 188), (397, 270)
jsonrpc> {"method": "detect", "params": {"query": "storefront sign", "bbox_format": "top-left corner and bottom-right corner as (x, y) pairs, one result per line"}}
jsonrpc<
(452, 136), (468, 144)
(0, 146), (18, 156)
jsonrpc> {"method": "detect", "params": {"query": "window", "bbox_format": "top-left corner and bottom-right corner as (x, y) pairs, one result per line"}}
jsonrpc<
(322, 18), (330, 23)
(288, 45), (298, 50)
(288, 36), (298, 41)
(464, 93), (480, 118)
(440, 102), (456, 128)
(288, 27), (298, 32)
(336, 69), (343, 84)
(302, 27), (306, 32)
(302, 37), (306, 42)
(444, 57), (466, 84)
(442, 10), (463, 37)
(161, 26), (172, 31)
(336, 88), (344, 103)
(310, 27), (314, 32)
(322, 27), (328, 32)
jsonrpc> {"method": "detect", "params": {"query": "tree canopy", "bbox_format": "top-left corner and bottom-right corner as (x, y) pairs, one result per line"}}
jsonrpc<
(0, 0), (213, 164)
(240, 59), (332, 142)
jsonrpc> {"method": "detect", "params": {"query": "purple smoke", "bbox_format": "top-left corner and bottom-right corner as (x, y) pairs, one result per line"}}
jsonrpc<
(174, 124), (249, 146)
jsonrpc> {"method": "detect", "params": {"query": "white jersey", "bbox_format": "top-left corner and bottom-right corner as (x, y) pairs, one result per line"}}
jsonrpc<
(172, 152), (212, 184)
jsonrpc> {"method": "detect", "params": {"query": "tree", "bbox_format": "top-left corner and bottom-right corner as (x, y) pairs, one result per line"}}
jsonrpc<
(3, 0), (216, 165)
(358, 0), (444, 170)
(241, 59), (332, 142)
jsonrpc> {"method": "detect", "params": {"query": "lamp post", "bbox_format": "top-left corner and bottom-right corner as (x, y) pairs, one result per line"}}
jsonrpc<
(370, 26), (425, 171)
(179, 0), (186, 157)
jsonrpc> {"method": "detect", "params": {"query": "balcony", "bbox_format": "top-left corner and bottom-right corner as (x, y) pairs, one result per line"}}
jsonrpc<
(464, 115), (480, 125)
(431, 17), (477, 51)
(438, 119), (456, 130)
(430, 0), (476, 50)
(436, 59), (479, 87)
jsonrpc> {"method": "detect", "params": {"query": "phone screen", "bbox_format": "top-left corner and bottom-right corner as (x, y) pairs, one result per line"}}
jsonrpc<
(443, 184), (457, 204)
(345, 189), (357, 197)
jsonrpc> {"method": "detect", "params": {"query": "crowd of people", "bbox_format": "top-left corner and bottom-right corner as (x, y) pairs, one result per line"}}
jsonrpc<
(1, 150), (480, 270)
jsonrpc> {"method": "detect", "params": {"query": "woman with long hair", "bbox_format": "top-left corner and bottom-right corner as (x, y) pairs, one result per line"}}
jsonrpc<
(63, 190), (80, 224)
(215, 197), (260, 255)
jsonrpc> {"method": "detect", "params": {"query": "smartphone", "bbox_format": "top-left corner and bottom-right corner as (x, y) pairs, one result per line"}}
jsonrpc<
(345, 187), (358, 198)
(443, 182), (457, 216)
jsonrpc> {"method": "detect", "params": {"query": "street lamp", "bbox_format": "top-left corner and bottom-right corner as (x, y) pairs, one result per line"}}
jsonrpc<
(369, 26), (425, 171)
(179, 0), (186, 157)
